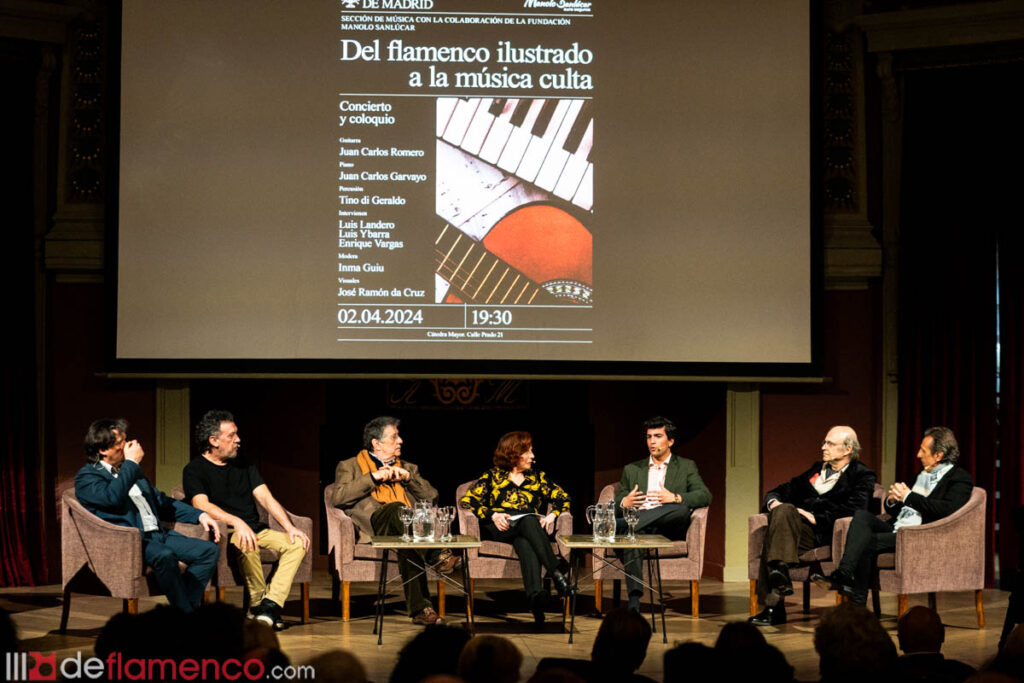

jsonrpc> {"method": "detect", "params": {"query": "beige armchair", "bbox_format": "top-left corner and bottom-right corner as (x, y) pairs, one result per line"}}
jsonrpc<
(747, 484), (883, 615)
(172, 487), (312, 622)
(874, 486), (987, 625)
(592, 484), (707, 618)
(323, 483), (449, 620)
(59, 488), (217, 632)
(455, 479), (573, 608)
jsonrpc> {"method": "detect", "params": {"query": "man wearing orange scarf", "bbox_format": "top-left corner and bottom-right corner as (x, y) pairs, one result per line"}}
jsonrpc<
(331, 416), (455, 625)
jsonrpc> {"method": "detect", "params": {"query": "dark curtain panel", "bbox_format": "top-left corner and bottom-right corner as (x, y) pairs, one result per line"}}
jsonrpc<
(0, 45), (47, 586)
(896, 64), (1007, 586)
(999, 211), (1024, 584)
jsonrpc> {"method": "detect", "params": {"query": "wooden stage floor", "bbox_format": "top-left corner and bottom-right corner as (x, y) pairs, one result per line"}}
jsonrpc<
(1, 572), (1008, 681)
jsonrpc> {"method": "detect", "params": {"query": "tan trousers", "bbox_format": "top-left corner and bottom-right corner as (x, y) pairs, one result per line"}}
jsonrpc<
(230, 528), (306, 607)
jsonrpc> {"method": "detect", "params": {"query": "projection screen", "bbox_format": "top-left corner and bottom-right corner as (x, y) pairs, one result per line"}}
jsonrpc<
(115, 0), (815, 375)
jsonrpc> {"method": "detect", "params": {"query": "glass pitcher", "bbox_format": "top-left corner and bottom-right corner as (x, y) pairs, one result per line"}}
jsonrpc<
(586, 501), (617, 543)
(412, 501), (436, 542)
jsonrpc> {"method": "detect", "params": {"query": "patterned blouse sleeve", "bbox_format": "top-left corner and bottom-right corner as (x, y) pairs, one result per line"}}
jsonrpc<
(459, 471), (493, 520)
(539, 472), (572, 516)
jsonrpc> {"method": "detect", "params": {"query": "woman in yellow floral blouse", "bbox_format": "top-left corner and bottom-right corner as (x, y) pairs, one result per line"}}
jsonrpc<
(459, 431), (572, 623)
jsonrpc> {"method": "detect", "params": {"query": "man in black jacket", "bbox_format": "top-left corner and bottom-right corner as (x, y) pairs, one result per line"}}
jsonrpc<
(750, 425), (877, 626)
(813, 426), (974, 606)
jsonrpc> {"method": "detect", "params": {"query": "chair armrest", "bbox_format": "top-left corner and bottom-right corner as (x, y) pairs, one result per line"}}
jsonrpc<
(893, 509), (983, 579)
(555, 511), (573, 559)
(831, 516), (853, 564)
(458, 507), (482, 561)
(686, 507), (708, 572)
(270, 509), (314, 536)
(324, 505), (357, 565)
(64, 507), (144, 590)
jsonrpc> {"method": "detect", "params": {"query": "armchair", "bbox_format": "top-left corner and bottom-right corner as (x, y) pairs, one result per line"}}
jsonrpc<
(592, 484), (707, 618)
(455, 479), (573, 610)
(172, 487), (312, 622)
(874, 486), (987, 626)
(59, 488), (216, 632)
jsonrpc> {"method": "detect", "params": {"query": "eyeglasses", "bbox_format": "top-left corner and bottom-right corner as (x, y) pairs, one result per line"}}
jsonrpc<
(821, 440), (843, 448)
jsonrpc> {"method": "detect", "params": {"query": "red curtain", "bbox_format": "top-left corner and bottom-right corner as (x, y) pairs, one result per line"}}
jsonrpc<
(998, 217), (1024, 582)
(895, 64), (1010, 586)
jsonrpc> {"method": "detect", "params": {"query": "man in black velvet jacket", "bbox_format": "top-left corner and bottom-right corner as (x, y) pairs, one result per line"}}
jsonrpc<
(813, 426), (974, 606)
(750, 425), (877, 626)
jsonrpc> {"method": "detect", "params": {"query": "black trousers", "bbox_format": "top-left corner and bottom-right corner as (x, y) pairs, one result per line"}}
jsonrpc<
(371, 502), (435, 615)
(481, 515), (559, 599)
(836, 508), (897, 604)
(616, 503), (691, 597)
(756, 503), (818, 603)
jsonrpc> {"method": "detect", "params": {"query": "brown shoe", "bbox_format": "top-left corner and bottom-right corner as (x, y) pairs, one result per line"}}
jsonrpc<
(435, 549), (464, 575)
(411, 607), (443, 625)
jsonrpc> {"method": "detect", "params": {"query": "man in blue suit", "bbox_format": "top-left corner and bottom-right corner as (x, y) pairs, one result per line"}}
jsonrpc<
(74, 418), (220, 613)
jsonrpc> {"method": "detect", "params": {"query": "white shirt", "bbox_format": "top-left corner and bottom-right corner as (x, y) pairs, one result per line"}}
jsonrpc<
(100, 460), (160, 532)
(643, 454), (672, 510)
(810, 461), (850, 496)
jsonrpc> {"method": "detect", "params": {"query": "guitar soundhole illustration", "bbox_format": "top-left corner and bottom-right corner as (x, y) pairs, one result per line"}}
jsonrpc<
(435, 204), (592, 306)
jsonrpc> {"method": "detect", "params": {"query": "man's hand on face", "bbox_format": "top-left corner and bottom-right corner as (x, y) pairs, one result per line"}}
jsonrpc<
(621, 485), (645, 508)
(124, 440), (145, 464)
(232, 520), (260, 552)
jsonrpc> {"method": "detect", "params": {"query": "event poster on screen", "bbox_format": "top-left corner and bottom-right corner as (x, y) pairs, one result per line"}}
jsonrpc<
(117, 0), (811, 366)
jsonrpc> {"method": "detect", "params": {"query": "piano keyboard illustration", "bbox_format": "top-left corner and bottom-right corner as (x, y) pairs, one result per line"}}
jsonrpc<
(436, 97), (593, 211)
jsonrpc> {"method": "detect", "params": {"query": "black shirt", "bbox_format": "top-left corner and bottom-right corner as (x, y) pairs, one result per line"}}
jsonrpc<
(182, 456), (267, 532)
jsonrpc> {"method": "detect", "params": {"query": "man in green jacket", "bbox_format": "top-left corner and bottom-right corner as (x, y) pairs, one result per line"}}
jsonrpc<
(615, 416), (712, 611)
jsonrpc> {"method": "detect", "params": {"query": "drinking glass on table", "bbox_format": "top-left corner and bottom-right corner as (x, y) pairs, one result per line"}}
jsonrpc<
(399, 505), (414, 542)
(435, 506), (453, 542)
(624, 506), (641, 542)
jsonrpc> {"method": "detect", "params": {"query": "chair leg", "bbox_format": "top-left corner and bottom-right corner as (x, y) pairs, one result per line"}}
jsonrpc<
(837, 593), (845, 605)
(301, 582), (310, 623)
(594, 579), (603, 613)
(871, 589), (881, 616)
(749, 580), (758, 616)
(691, 580), (700, 618)
(59, 587), (72, 634)
(341, 581), (351, 622)
(927, 592), (937, 611)
(437, 580), (446, 618)
(802, 581), (811, 613)
(976, 589), (985, 628)
(203, 590), (211, 604)
(466, 579), (475, 622)
(217, 587), (226, 602)
(124, 598), (139, 615)
(897, 594), (908, 617)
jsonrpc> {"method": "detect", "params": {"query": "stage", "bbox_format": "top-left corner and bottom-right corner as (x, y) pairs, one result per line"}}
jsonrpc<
(1, 572), (1007, 681)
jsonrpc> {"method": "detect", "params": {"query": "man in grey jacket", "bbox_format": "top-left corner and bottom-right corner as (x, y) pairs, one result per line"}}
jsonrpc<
(331, 416), (457, 625)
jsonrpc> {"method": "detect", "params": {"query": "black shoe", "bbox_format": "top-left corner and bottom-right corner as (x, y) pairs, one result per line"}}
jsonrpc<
(531, 593), (548, 624)
(749, 604), (787, 626)
(811, 570), (855, 597)
(550, 570), (573, 599)
(767, 564), (794, 597)
(256, 599), (288, 631)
